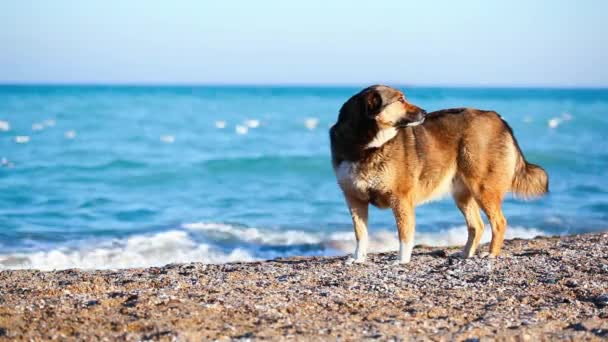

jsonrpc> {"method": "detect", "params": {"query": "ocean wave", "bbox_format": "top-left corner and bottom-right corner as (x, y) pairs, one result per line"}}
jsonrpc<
(16, 158), (148, 173)
(184, 221), (547, 251)
(182, 222), (322, 245)
(0, 230), (253, 271)
(326, 225), (548, 253)
(0, 223), (549, 271)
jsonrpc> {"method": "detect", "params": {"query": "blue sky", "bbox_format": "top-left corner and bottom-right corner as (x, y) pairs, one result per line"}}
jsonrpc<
(1, 0), (607, 86)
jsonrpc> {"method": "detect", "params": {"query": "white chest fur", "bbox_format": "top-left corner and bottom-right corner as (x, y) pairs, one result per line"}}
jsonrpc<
(336, 161), (381, 200)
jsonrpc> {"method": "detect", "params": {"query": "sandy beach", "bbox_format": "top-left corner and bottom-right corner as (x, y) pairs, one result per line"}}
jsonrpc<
(1, 233), (607, 341)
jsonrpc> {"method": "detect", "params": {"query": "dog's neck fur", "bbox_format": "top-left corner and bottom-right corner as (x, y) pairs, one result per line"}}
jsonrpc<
(365, 127), (398, 149)
(331, 120), (401, 164)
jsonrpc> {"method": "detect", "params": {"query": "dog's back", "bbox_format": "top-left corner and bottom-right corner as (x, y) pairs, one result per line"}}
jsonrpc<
(421, 108), (548, 199)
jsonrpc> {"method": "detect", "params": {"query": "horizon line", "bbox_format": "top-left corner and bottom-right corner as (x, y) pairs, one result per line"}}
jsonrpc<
(1, 82), (608, 90)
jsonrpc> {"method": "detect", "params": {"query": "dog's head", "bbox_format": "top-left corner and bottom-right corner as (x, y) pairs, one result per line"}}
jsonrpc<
(330, 85), (427, 160)
(338, 85), (427, 130)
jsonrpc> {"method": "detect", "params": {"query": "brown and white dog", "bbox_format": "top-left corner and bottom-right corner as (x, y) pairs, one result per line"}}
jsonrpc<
(330, 85), (548, 264)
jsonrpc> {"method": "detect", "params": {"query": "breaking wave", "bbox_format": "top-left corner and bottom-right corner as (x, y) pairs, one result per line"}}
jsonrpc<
(0, 222), (549, 271)
(0, 230), (253, 271)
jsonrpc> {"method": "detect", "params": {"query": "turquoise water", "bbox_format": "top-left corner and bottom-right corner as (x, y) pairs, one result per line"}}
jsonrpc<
(1, 85), (607, 269)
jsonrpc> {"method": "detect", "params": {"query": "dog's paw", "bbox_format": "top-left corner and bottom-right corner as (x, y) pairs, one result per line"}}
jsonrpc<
(391, 259), (410, 266)
(479, 252), (496, 259)
(345, 257), (366, 265)
(454, 250), (478, 259)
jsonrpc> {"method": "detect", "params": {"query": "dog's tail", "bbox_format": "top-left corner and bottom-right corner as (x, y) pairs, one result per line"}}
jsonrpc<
(511, 160), (549, 199)
(500, 117), (549, 199)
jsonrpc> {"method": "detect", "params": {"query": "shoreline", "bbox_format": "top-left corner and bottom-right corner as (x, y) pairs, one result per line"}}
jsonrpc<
(1, 233), (607, 340)
(0, 225), (551, 271)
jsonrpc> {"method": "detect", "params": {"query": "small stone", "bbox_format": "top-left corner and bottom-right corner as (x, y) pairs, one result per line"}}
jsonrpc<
(122, 294), (139, 308)
(594, 294), (608, 308)
(108, 291), (126, 298)
(84, 300), (100, 307)
(235, 332), (255, 339)
(565, 279), (578, 288)
(566, 322), (587, 331)
(143, 330), (173, 340)
(543, 277), (558, 284)
(430, 250), (448, 258)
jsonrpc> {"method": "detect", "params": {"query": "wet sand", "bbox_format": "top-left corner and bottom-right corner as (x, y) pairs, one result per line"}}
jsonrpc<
(0, 233), (607, 341)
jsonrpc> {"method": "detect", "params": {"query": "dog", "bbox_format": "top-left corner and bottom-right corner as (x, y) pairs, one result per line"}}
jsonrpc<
(330, 85), (548, 264)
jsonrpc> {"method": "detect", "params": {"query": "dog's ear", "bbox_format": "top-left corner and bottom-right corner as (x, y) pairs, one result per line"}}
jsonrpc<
(364, 91), (382, 117)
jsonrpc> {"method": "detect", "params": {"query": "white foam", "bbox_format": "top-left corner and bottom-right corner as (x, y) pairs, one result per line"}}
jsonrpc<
(15, 135), (30, 144)
(65, 130), (77, 139)
(0, 224), (550, 270)
(235, 125), (248, 135)
(32, 123), (44, 131)
(43, 119), (56, 127)
(0, 230), (254, 271)
(1, 157), (13, 168)
(160, 135), (175, 143)
(184, 222), (546, 253)
(304, 117), (319, 130)
(326, 225), (547, 253)
(244, 119), (260, 128)
(0, 120), (9, 131)
(182, 222), (322, 245)
(215, 120), (227, 129)
(548, 118), (561, 128)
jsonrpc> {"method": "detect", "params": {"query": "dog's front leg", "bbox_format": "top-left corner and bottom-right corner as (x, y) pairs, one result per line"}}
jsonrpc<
(344, 195), (369, 264)
(392, 198), (415, 264)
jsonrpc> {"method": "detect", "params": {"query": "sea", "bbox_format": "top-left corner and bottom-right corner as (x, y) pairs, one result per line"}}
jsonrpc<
(1, 85), (607, 270)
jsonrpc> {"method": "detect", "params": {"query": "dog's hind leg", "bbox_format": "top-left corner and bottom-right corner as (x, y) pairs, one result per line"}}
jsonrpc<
(391, 197), (415, 264)
(476, 191), (507, 257)
(453, 179), (485, 258)
(344, 195), (369, 264)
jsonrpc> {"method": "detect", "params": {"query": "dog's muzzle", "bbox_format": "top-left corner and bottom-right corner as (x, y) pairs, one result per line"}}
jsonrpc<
(395, 110), (427, 127)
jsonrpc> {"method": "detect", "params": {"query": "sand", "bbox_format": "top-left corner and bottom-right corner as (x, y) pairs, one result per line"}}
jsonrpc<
(0, 233), (607, 341)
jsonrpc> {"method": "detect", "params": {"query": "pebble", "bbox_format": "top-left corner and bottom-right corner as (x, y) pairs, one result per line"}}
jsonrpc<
(565, 279), (578, 288)
(595, 294), (608, 308)
(84, 300), (100, 307)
